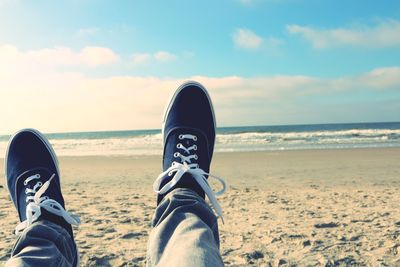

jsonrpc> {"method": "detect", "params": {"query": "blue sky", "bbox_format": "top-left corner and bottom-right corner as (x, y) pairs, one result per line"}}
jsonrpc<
(0, 0), (399, 133)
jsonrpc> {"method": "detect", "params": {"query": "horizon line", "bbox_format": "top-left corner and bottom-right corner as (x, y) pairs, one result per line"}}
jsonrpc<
(1, 120), (399, 136)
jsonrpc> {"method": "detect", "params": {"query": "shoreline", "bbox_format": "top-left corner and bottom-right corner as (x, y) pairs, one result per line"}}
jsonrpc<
(1, 145), (399, 158)
(1, 147), (399, 186)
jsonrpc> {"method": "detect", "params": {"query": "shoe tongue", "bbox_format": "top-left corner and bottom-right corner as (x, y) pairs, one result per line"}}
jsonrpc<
(163, 128), (211, 172)
(16, 168), (64, 222)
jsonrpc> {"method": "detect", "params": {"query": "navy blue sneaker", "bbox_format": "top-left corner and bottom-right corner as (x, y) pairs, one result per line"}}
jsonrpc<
(5, 129), (80, 237)
(153, 81), (226, 219)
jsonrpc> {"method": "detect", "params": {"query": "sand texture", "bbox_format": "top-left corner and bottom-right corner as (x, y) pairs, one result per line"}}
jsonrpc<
(1, 148), (400, 266)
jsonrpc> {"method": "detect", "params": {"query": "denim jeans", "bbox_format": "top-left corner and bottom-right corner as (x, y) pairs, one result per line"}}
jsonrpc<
(147, 188), (224, 267)
(5, 220), (77, 267)
(6, 188), (224, 267)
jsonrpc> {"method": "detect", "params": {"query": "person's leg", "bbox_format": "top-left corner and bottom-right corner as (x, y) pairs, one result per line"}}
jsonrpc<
(5, 129), (80, 267)
(147, 188), (223, 267)
(6, 221), (77, 267)
(148, 81), (226, 267)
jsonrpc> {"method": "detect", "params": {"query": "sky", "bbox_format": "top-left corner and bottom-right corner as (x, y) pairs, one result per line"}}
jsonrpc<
(0, 0), (399, 134)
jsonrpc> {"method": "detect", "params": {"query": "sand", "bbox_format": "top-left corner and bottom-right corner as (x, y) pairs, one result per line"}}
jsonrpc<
(0, 148), (399, 266)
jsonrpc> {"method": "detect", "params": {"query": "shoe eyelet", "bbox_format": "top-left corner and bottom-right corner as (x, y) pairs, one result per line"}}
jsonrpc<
(24, 181), (28, 185)
(178, 135), (184, 140)
(177, 143), (182, 149)
(25, 188), (29, 194)
(193, 136), (197, 141)
(168, 171), (173, 176)
(174, 152), (179, 158)
(36, 174), (41, 178)
(194, 154), (198, 160)
(193, 145), (197, 150)
(37, 182), (42, 186)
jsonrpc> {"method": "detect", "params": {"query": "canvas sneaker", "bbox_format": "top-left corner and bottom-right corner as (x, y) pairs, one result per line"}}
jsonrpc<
(5, 129), (80, 237)
(153, 81), (227, 220)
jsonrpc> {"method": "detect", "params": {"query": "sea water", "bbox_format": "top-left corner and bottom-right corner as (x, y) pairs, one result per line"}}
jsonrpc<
(0, 122), (399, 157)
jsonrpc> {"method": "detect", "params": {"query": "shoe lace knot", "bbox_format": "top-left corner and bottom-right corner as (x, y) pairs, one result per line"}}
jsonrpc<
(153, 133), (227, 222)
(15, 173), (80, 235)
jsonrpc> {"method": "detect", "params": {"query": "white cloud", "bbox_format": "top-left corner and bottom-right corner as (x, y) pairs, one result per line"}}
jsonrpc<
(0, 61), (399, 134)
(232, 28), (284, 55)
(353, 66), (400, 90)
(0, 44), (120, 68)
(154, 51), (177, 62)
(287, 19), (400, 49)
(78, 47), (120, 66)
(233, 28), (263, 50)
(131, 53), (151, 64)
(131, 51), (178, 65)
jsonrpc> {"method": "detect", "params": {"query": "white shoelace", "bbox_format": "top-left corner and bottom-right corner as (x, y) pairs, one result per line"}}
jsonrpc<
(15, 173), (80, 235)
(153, 134), (227, 221)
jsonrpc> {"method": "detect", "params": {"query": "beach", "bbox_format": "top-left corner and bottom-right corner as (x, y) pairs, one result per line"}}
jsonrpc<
(0, 148), (399, 266)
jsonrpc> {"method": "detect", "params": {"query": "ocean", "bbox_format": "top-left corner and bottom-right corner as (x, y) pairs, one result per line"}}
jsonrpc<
(0, 122), (399, 157)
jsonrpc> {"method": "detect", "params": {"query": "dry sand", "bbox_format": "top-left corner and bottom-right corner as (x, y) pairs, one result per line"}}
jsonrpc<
(0, 148), (400, 266)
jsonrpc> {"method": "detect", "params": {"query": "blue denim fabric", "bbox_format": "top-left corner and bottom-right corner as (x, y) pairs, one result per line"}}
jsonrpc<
(147, 188), (224, 267)
(6, 220), (77, 267)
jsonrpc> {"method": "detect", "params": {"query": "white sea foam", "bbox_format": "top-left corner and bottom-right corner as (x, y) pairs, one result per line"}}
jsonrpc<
(0, 129), (399, 158)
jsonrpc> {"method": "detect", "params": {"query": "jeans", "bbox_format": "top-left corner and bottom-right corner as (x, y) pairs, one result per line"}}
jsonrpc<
(6, 188), (224, 267)
(5, 220), (77, 267)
